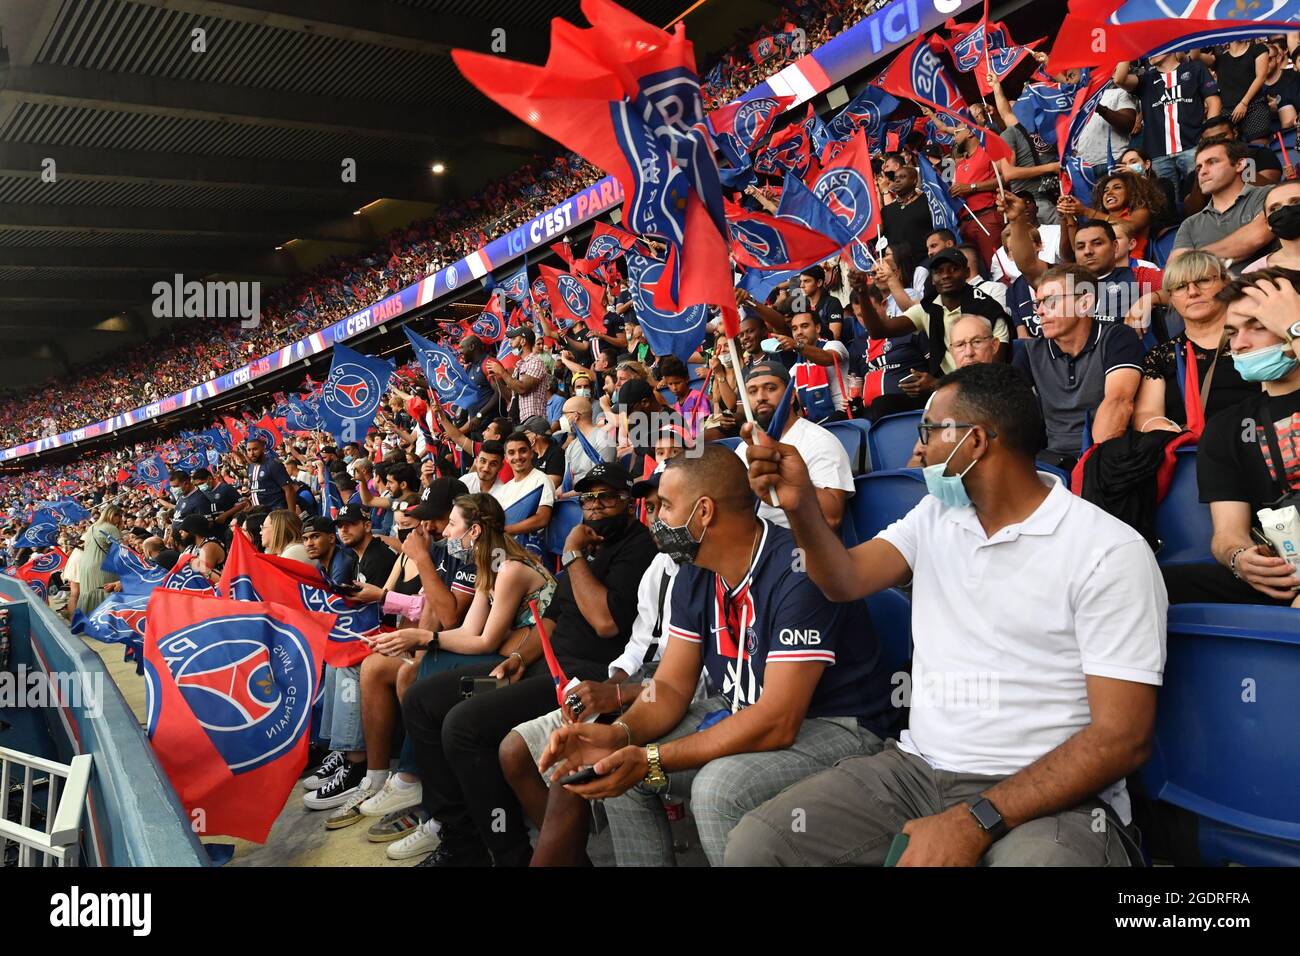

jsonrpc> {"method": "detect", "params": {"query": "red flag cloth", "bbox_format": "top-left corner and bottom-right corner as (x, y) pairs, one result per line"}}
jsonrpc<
(933, 16), (1042, 96)
(16, 547), (68, 601)
(539, 264), (607, 333)
(805, 130), (884, 258)
(253, 415), (284, 448)
(585, 221), (640, 261)
(219, 529), (379, 667)
(875, 36), (969, 124)
(708, 94), (797, 159)
(550, 240), (575, 266)
(143, 588), (332, 843)
(452, 0), (739, 337)
(530, 600), (569, 707)
(222, 416), (247, 447)
(723, 197), (846, 270)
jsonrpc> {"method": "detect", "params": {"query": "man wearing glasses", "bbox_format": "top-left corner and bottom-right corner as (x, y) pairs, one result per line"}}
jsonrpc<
(949, 315), (1001, 370)
(1012, 264), (1145, 471)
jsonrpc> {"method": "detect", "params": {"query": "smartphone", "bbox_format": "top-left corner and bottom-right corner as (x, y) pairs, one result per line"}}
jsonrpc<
(460, 676), (507, 699)
(1250, 528), (1276, 552)
(326, 580), (362, 597)
(884, 832), (910, 867)
(556, 767), (601, 786)
(898, 372), (919, 386)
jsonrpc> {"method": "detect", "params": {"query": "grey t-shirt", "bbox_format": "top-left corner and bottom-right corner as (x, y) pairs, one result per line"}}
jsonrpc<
(1171, 184), (1269, 261)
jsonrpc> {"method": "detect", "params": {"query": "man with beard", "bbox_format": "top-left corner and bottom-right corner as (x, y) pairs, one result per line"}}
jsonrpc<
(400, 462), (656, 866)
(733, 363), (853, 532)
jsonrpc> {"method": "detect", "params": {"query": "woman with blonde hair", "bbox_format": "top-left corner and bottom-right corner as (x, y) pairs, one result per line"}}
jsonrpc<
(260, 508), (311, 564)
(75, 503), (124, 616)
(1133, 251), (1260, 433)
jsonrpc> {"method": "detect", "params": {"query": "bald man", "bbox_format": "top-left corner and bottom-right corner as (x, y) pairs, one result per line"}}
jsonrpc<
(560, 395), (617, 492)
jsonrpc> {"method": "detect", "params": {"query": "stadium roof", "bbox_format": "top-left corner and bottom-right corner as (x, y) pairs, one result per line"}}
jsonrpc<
(0, 0), (766, 389)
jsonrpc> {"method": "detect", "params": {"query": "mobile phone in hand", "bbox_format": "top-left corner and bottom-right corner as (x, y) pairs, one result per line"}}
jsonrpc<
(884, 832), (909, 867)
(557, 766), (601, 786)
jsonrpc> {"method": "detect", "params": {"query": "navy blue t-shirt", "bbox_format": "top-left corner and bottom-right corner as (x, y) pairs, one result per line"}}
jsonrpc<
(248, 456), (292, 508)
(172, 488), (210, 527)
(431, 539), (477, 597)
(667, 520), (894, 736)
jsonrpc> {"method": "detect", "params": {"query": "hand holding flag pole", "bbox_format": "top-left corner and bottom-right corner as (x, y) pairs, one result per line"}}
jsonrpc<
(723, 327), (781, 508)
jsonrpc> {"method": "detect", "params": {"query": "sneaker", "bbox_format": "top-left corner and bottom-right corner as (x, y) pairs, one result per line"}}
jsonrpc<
(324, 779), (378, 830)
(369, 807), (428, 844)
(359, 775), (423, 818)
(386, 817), (442, 860)
(302, 750), (346, 790)
(414, 838), (491, 867)
(303, 760), (366, 811)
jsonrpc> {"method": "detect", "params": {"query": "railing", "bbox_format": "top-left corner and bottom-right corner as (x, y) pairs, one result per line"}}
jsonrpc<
(0, 745), (93, 867)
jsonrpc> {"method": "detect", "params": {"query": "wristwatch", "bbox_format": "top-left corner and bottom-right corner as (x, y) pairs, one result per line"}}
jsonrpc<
(643, 743), (669, 792)
(1288, 320), (1300, 342)
(968, 796), (1008, 841)
(561, 549), (584, 569)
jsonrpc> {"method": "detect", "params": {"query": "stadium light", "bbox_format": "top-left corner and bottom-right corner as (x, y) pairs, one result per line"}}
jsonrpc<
(431, 163), (446, 174)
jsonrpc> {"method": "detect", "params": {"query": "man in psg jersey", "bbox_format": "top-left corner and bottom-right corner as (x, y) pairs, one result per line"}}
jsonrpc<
(539, 444), (894, 866)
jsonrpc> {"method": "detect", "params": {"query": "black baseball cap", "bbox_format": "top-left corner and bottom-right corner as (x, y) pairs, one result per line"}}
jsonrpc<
(574, 462), (634, 493)
(403, 477), (467, 520)
(743, 361), (791, 386)
(520, 415), (552, 438)
(505, 326), (536, 344)
(613, 378), (654, 410)
(303, 516), (336, 535)
(335, 504), (367, 524)
(929, 248), (967, 270)
(630, 468), (663, 498)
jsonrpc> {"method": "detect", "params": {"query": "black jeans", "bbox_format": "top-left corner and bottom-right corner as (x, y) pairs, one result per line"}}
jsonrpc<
(401, 658), (606, 865)
(1161, 561), (1296, 606)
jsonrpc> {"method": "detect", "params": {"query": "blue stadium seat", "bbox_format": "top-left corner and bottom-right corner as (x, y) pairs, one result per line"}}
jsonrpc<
(1154, 448), (1213, 566)
(864, 588), (912, 677)
(544, 498), (583, 560)
(849, 469), (926, 543)
(1140, 604), (1300, 865)
(865, 410), (922, 472)
(1149, 227), (1178, 269)
(1036, 462), (1072, 488)
(823, 418), (871, 474)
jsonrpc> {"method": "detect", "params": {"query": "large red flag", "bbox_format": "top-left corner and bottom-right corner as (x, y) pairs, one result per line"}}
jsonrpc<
(452, 0), (739, 336)
(143, 588), (331, 842)
(222, 416), (247, 447)
(585, 220), (640, 261)
(804, 130), (884, 258)
(539, 264), (607, 333)
(723, 197), (845, 270)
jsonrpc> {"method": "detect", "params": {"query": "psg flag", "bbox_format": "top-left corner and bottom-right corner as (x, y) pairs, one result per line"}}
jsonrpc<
(804, 131), (884, 263)
(725, 196), (846, 271)
(539, 265), (607, 333)
(404, 327), (489, 412)
(318, 344), (394, 445)
(14, 513), (59, 550)
(625, 249), (710, 363)
(143, 589), (332, 843)
(452, 0), (740, 337)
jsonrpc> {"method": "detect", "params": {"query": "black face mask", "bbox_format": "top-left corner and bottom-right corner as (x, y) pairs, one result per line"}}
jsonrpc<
(1268, 204), (1300, 241)
(396, 526), (413, 543)
(584, 512), (628, 540)
(648, 499), (706, 565)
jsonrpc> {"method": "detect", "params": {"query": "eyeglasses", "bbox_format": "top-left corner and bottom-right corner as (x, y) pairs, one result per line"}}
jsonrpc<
(1167, 275), (1223, 294)
(1035, 292), (1085, 312)
(577, 490), (627, 506)
(950, 335), (994, 352)
(917, 421), (996, 446)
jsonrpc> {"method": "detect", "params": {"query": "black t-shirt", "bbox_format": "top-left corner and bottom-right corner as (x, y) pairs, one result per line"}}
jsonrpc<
(808, 291), (846, 342)
(1199, 390), (1300, 516)
(535, 440), (566, 480)
(1214, 43), (1269, 108)
(1266, 70), (1300, 112)
(172, 488), (209, 527)
(550, 518), (657, 675)
(353, 538), (397, 587)
(1140, 335), (1257, 427)
(880, 195), (934, 272)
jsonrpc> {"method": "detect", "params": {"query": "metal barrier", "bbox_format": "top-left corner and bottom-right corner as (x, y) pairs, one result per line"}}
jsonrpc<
(0, 745), (93, 867)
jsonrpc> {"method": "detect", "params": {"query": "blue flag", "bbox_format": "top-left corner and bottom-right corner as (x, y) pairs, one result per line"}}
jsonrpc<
(497, 260), (530, 303)
(776, 172), (856, 247)
(15, 514), (59, 549)
(625, 250), (709, 363)
(916, 158), (961, 235)
(135, 455), (169, 489)
(804, 107), (833, 154)
(737, 266), (799, 304)
(285, 394), (321, 433)
(763, 369), (798, 442)
(318, 344), (395, 445)
(502, 485), (546, 558)
(404, 327), (489, 412)
(1012, 80), (1080, 148)
(572, 425), (605, 467)
(320, 466), (343, 519)
(71, 590), (151, 662)
(826, 86), (899, 141)
(102, 539), (167, 594)
(35, 497), (91, 523)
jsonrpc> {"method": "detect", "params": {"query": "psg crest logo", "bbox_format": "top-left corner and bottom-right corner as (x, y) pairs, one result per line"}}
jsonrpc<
(146, 614), (314, 773)
(323, 362), (382, 417)
(813, 169), (874, 237)
(531, 276), (549, 305)
(222, 574), (263, 602)
(730, 220), (789, 265)
(25, 579), (48, 599)
(734, 98), (777, 149)
(911, 46), (960, 111)
(30, 551), (63, 574)
(627, 254), (707, 330)
(556, 274), (591, 317)
(587, 234), (623, 261)
(300, 583), (375, 640)
(424, 351), (456, 393)
(444, 265), (460, 289)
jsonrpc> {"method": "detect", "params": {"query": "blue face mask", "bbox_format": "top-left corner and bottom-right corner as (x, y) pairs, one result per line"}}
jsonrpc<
(922, 428), (978, 508)
(1233, 343), (1300, 382)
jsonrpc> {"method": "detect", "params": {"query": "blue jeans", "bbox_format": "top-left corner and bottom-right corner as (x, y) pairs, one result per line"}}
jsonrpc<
(321, 664), (364, 752)
(1151, 148), (1195, 210)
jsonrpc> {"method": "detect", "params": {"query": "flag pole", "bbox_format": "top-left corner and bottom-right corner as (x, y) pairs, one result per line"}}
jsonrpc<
(723, 329), (781, 508)
(959, 200), (992, 236)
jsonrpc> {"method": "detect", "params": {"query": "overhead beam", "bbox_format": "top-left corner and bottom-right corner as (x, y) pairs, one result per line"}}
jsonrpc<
(115, 0), (550, 59)
(0, 142), (451, 203)
(0, 203), (375, 242)
(0, 244), (296, 276)
(0, 279), (196, 302)
(0, 64), (544, 155)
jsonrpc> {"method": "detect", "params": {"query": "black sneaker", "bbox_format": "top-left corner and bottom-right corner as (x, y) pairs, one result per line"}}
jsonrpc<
(302, 750), (346, 790)
(415, 840), (491, 868)
(303, 760), (366, 811)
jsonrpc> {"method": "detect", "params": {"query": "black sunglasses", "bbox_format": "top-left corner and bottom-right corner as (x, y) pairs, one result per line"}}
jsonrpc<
(577, 490), (627, 506)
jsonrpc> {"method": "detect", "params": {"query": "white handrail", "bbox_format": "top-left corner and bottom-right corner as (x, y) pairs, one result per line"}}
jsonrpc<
(0, 745), (92, 867)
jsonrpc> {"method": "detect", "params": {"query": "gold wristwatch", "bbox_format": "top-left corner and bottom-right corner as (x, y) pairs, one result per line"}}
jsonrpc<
(643, 743), (668, 792)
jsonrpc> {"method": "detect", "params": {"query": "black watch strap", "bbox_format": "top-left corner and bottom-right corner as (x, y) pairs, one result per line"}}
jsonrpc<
(968, 796), (1009, 841)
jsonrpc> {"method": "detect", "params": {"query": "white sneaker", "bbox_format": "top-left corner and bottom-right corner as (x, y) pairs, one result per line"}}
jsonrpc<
(324, 779), (379, 830)
(360, 776), (423, 818)
(386, 817), (442, 861)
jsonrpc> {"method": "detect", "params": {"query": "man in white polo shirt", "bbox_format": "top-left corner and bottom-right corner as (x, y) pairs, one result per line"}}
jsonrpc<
(734, 362), (854, 532)
(729, 361), (1166, 866)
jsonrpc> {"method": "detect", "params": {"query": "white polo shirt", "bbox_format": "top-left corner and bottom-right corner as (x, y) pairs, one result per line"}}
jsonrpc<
(736, 417), (854, 529)
(877, 474), (1167, 823)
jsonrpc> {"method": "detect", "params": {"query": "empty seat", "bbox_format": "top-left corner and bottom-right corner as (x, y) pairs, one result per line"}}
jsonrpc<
(544, 498), (584, 560)
(1149, 227), (1178, 269)
(1140, 603), (1300, 865)
(1154, 448), (1213, 566)
(823, 418), (871, 474)
(865, 410), (922, 472)
(850, 469), (926, 543)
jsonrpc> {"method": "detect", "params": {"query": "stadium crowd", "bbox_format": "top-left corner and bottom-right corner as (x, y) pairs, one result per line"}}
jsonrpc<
(2, 10), (1299, 868)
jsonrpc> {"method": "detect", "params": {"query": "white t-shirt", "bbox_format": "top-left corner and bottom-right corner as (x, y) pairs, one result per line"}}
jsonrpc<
(563, 425), (618, 485)
(876, 475), (1167, 823)
(736, 417), (854, 529)
(1076, 87), (1138, 169)
(495, 467), (556, 518)
(990, 224), (1062, 284)
(459, 471), (504, 502)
